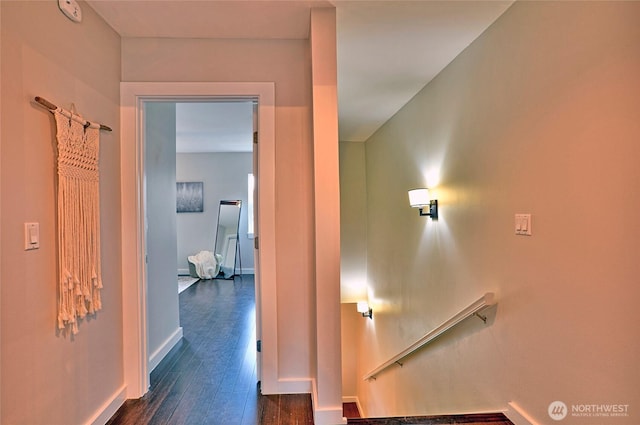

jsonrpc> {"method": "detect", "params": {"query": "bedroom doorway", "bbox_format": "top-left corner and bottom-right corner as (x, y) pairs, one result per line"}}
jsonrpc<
(120, 82), (277, 399)
(174, 101), (255, 282)
(144, 99), (256, 371)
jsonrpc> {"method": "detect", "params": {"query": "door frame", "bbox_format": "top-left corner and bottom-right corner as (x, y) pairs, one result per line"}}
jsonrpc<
(120, 82), (278, 397)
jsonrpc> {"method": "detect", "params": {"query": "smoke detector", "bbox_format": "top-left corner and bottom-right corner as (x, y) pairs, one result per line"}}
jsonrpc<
(58, 0), (82, 23)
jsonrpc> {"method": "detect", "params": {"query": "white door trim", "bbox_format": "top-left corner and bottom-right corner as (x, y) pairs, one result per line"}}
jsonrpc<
(120, 82), (277, 397)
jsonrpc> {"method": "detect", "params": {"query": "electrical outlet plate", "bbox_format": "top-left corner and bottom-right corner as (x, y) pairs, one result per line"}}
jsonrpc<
(58, 0), (82, 23)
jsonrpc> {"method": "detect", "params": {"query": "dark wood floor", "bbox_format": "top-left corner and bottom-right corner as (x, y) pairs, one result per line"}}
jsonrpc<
(107, 275), (314, 425)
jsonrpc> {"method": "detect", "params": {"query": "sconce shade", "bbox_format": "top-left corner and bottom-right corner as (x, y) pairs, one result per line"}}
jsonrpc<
(356, 301), (373, 319)
(408, 188), (430, 207)
(408, 188), (438, 219)
(356, 301), (369, 313)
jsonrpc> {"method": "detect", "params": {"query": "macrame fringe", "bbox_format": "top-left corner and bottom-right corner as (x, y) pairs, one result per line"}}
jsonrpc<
(54, 109), (102, 334)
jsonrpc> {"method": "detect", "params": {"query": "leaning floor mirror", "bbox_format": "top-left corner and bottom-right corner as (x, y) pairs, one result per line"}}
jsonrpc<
(214, 200), (242, 279)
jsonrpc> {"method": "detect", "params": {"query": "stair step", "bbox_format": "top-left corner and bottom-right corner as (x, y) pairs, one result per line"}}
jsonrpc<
(347, 412), (513, 425)
(343, 402), (361, 419)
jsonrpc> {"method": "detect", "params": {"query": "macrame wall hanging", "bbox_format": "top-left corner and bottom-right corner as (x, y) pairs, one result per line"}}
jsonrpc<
(32, 94), (111, 335)
(36, 97), (111, 334)
(54, 107), (103, 334)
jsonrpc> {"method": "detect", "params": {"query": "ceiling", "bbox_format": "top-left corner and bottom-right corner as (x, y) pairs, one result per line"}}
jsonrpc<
(176, 101), (254, 153)
(87, 0), (513, 151)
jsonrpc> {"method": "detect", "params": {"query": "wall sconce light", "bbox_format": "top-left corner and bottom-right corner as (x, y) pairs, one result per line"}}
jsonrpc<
(357, 301), (373, 319)
(408, 188), (438, 219)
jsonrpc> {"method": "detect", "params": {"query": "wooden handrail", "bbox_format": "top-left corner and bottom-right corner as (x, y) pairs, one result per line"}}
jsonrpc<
(363, 292), (496, 380)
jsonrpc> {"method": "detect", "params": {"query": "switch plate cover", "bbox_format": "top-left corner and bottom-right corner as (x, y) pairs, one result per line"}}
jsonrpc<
(25, 222), (40, 250)
(515, 214), (531, 236)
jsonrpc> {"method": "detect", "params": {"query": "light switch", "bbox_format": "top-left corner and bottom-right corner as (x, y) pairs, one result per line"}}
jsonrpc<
(24, 222), (40, 250)
(515, 214), (531, 236)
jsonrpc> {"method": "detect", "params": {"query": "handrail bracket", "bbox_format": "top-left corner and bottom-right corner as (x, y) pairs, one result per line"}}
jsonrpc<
(474, 312), (487, 323)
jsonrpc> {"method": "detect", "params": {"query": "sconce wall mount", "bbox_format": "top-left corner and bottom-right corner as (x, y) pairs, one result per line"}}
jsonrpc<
(408, 188), (438, 219)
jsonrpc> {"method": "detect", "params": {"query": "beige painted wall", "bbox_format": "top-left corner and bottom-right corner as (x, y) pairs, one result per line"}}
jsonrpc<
(340, 303), (359, 399)
(122, 36), (317, 385)
(355, 2), (640, 423)
(0, 1), (123, 424)
(339, 142), (368, 303)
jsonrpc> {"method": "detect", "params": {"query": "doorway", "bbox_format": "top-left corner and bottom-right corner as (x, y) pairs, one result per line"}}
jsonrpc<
(173, 101), (255, 281)
(144, 99), (255, 370)
(120, 82), (278, 398)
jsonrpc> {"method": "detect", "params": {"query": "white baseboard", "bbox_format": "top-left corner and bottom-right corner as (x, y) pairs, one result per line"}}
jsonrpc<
(277, 377), (312, 394)
(311, 379), (347, 425)
(84, 385), (127, 425)
(506, 401), (539, 425)
(314, 407), (347, 425)
(148, 327), (183, 372)
(274, 378), (346, 424)
(177, 268), (190, 276)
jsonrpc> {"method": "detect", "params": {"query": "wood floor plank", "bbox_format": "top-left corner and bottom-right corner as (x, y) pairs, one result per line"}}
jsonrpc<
(147, 357), (202, 424)
(281, 394), (314, 425)
(258, 394), (282, 425)
(163, 376), (213, 425)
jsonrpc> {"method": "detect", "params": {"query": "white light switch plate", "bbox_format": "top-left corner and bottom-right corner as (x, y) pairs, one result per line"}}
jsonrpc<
(25, 222), (40, 250)
(515, 214), (531, 236)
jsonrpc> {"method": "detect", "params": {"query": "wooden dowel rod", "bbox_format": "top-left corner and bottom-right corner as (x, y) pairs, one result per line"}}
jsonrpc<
(35, 96), (57, 110)
(34, 96), (112, 132)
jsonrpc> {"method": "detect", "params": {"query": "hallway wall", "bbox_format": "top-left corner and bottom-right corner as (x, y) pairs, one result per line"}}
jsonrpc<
(145, 103), (181, 371)
(0, 1), (123, 424)
(355, 2), (640, 423)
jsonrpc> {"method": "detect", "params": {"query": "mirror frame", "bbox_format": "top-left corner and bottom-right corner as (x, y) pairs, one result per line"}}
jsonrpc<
(214, 200), (242, 279)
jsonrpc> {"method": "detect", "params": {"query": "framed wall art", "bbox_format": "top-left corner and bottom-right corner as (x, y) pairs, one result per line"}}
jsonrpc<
(176, 182), (204, 213)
